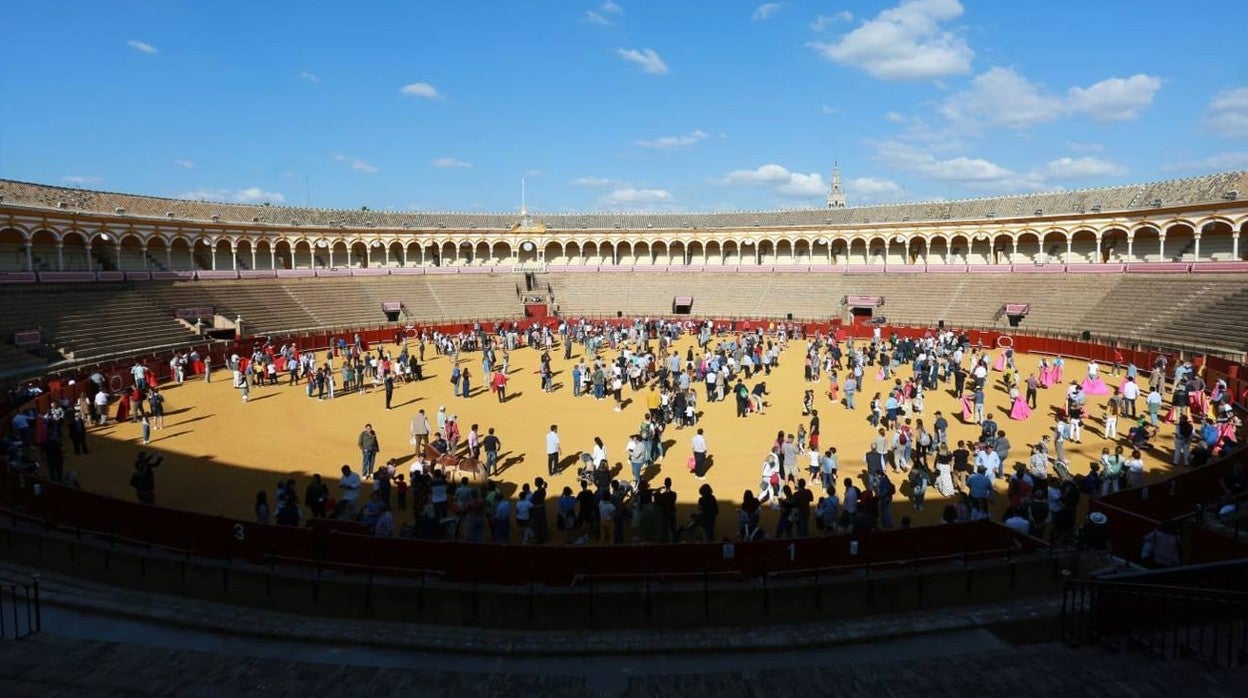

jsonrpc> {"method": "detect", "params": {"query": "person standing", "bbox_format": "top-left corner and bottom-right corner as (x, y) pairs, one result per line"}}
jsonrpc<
(410, 409), (431, 453)
(384, 372), (395, 410)
(129, 452), (163, 504)
(305, 474), (329, 518)
(358, 424), (380, 478)
(545, 424), (561, 476)
(482, 427), (501, 477)
(68, 408), (89, 455)
(691, 428), (708, 479)
(338, 465), (362, 515)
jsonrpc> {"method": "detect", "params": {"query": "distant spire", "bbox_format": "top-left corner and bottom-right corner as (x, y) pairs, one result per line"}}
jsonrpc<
(520, 176), (528, 217)
(826, 161), (846, 209)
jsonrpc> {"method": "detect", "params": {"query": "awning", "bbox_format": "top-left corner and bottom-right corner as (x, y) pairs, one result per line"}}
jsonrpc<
(845, 295), (883, 308)
(674, 296), (693, 306)
(174, 306), (214, 320)
(1004, 303), (1030, 316)
(13, 329), (41, 347)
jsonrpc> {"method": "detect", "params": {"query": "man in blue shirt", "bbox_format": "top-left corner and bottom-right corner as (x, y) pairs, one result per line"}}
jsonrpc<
(967, 466), (993, 507)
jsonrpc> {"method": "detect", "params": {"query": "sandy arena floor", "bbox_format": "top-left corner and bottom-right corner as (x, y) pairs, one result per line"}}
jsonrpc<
(70, 335), (1176, 540)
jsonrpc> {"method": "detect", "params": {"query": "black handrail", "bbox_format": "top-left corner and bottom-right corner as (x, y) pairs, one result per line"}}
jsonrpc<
(1062, 576), (1248, 667)
(0, 575), (41, 641)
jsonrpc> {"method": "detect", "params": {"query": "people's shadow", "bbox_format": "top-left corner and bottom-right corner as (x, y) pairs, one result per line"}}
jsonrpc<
(620, 398), (633, 410)
(662, 438), (676, 454)
(247, 393), (277, 403)
(642, 462), (663, 482)
(504, 391), (523, 402)
(497, 454), (525, 475)
(556, 453), (580, 473)
(393, 397), (422, 409)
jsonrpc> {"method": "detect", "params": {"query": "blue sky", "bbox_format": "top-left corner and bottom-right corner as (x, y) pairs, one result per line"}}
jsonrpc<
(1, 0), (1246, 213)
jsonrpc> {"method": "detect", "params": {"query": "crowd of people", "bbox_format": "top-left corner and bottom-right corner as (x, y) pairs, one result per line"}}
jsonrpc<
(4, 315), (1244, 562)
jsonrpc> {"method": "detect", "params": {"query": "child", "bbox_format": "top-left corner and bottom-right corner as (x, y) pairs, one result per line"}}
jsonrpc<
(141, 416), (151, 445)
(240, 375), (250, 402)
(395, 473), (409, 510)
(1103, 404), (1118, 440)
(797, 423), (808, 451)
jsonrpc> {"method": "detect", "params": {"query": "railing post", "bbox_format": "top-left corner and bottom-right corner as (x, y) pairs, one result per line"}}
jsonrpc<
(30, 575), (40, 634)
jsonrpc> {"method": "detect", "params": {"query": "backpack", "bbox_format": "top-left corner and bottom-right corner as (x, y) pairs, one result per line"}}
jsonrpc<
(898, 431), (908, 445)
(919, 431), (931, 447)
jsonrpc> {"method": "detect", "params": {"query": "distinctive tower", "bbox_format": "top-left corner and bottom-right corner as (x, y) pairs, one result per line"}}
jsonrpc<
(826, 162), (846, 209)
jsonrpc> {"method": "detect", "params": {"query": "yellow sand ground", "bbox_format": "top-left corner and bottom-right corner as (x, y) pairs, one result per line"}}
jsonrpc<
(71, 337), (1173, 540)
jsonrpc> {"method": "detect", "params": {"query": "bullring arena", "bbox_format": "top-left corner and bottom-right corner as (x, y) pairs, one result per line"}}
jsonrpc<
(2, 175), (1248, 689)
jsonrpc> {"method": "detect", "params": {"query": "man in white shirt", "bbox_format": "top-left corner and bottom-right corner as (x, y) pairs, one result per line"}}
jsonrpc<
(338, 465), (362, 513)
(545, 424), (561, 476)
(1121, 378), (1139, 418)
(691, 428), (708, 479)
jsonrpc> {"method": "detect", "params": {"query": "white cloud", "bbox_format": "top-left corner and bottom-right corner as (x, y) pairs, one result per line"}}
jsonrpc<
(601, 1), (623, 14)
(753, 3), (783, 21)
(431, 157), (472, 169)
(62, 175), (103, 185)
(1043, 157), (1126, 179)
(179, 188), (286, 204)
(172, 159), (194, 169)
(1164, 152), (1248, 172)
(572, 176), (615, 188)
(1066, 74), (1162, 122)
(874, 140), (1044, 191)
(299, 71), (321, 84)
(820, 104), (840, 115)
(716, 164), (827, 197)
(1203, 87), (1248, 139)
(811, 11), (853, 31)
(846, 177), (902, 195)
(332, 154), (379, 174)
(940, 67), (1061, 129)
(617, 48), (668, 75)
(126, 40), (158, 55)
(940, 69), (1162, 130)
(602, 187), (673, 204)
(884, 111), (906, 123)
(636, 129), (707, 149)
(399, 82), (441, 99)
(585, 11), (610, 25)
(524, 169), (544, 177)
(808, 0), (973, 81)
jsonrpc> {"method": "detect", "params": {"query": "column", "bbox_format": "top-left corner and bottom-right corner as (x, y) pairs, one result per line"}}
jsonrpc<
(384, 246), (390, 266)
(211, 243), (217, 270)
(56, 242), (64, 271)
(1158, 234), (1166, 262)
(328, 247), (335, 268)
(1126, 235), (1134, 263)
(85, 244), (93, 271)
(270, 248), (276, 270)
(1193, 233), (1201, 262)
(141, 245), (148, 270)
(1233, 232), (1240, 260)
(24, 243), (33, 272)
(166, 247), (173, 271)
(1064, 239), (1072, 264)
(115, 241), (122, 270)
(250, 247), (257, 271)
(230, 243), (238, 271)
(1094, 233), (1103, 263)
(1011, 239), (1018, 265)
(346, 247), (352, 268)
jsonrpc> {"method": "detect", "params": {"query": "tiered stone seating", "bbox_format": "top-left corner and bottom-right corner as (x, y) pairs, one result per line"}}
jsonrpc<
(0, 342), (49, 377)
(0, 284), (197, 360)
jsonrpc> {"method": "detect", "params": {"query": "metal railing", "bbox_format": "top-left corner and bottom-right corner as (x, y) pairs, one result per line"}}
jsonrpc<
(1061, 578), (1248, 667)
(0, 575), (42, 641)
